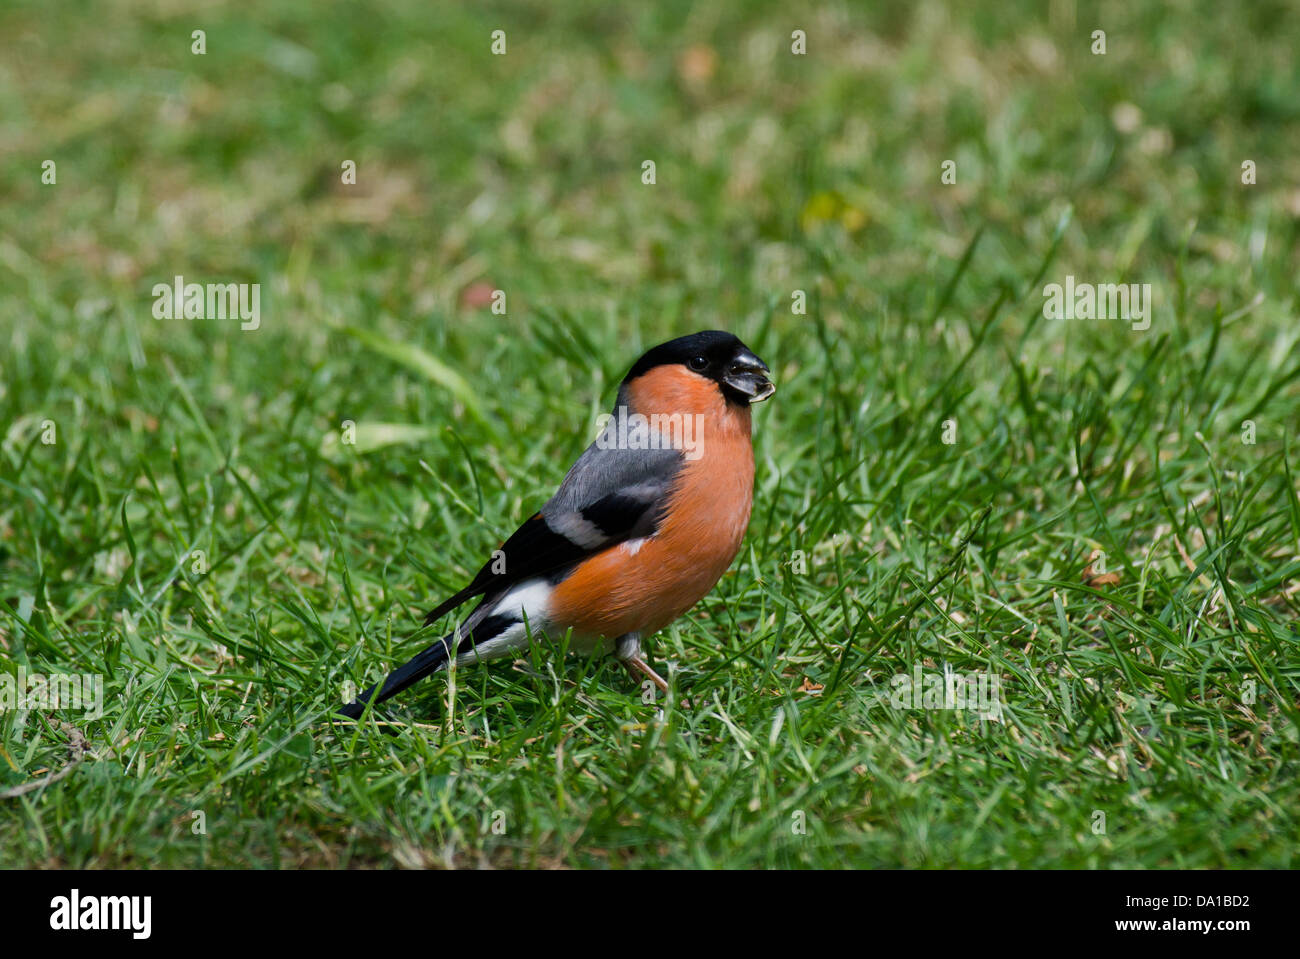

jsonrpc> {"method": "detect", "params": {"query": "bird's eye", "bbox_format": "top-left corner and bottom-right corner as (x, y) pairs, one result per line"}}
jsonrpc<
(688, 356), (709, 372)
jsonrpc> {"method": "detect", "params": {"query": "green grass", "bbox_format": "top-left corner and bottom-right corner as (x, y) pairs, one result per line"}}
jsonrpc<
(2, 0), (1299, 868)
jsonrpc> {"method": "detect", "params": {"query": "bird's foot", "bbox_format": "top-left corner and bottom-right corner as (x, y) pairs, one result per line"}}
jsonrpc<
(614, 633), (670, 696)
(623, 656), (670, 694)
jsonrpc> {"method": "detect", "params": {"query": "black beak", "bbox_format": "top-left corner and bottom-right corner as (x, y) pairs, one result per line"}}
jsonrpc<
(721, 349), (775, 403)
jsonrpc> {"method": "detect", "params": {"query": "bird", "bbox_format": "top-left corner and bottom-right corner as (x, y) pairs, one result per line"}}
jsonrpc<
(338, 330), (775, 719)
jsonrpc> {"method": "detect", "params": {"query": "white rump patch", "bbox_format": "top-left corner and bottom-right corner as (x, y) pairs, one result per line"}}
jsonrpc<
(457, 579), (553, 666)
(456, 621), (530, 665)
(488, 579), (552, 622)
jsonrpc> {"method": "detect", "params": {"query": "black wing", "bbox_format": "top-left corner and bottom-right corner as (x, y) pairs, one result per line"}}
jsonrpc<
(424, 437), (682, 626)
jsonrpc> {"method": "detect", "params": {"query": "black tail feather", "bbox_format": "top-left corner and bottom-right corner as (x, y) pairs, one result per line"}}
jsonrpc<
(424, 585), (480, 627)
(337, 634), (455, 719)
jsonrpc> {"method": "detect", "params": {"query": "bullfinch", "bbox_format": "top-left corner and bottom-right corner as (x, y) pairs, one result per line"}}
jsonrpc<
(338, 330), (775, 718)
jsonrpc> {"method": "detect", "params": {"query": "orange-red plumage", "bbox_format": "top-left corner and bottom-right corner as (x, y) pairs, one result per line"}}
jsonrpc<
(548, 365), (755, 642)
(338, 330), (773, 717)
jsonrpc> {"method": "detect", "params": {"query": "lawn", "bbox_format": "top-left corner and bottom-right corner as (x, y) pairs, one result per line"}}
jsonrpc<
(1, 0), (1298, 868)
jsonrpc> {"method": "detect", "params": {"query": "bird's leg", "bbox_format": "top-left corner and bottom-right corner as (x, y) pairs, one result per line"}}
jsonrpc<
(614, 633), (669, 694)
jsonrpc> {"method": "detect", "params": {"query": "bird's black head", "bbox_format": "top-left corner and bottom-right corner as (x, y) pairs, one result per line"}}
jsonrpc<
(623, 330), (775, 405)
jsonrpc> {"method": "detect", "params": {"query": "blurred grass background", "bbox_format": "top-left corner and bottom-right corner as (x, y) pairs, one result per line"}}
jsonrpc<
(1, 0), (1298, 867)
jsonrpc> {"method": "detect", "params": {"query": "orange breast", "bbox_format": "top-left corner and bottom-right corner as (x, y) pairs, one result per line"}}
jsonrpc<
(548, 366), (755, 641)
